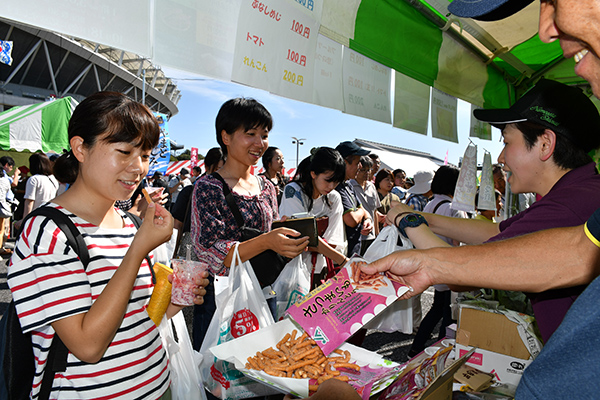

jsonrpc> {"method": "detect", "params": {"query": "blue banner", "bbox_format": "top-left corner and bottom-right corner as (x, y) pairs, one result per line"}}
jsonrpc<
(149, 112), (170, 177)
(0, 40), (13, 66)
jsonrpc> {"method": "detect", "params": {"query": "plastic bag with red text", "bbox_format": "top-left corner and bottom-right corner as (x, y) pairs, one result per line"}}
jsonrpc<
(199, 243), (278, 399)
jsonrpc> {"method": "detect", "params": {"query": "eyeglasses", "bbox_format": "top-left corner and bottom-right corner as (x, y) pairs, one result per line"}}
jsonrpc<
(358, 168), (369, 172)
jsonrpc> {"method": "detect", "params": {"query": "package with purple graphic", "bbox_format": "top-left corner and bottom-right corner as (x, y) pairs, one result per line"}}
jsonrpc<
(286, 257), (410, 355)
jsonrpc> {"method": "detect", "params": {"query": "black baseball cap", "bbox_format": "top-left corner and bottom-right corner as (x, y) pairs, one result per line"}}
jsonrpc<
(448, 0), (534, 21)
(335, 141), (370, 159)
(474, 79), (600, 153)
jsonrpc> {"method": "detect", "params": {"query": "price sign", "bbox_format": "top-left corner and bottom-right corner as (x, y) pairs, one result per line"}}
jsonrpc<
(232, 0), (323, 103)
(343, 48), (392, 124)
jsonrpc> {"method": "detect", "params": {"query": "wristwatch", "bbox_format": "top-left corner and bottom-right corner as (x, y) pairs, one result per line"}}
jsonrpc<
(397, 213), (428, 238)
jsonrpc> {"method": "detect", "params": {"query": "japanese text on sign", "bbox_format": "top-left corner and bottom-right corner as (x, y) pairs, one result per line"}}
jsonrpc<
(252, 0), (282, 21)
(294, 0), (314, 11)
(247, 32), (265, 47)
(287, 49), (307, 66)
(283, 69), (304, 86)
(243, 57), (268, 72)
(290, 19), (310, 39)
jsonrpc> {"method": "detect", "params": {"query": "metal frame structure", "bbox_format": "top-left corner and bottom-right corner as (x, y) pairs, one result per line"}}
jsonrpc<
(0, 17), (180, 116)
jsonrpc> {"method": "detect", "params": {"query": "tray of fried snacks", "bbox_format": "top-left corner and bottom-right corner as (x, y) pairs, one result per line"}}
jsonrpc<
(210, 318), (404, 399)
(285, 256), (410, 355)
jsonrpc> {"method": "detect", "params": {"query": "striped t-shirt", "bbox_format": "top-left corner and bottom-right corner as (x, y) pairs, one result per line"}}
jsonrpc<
(7, 204), (170, 399)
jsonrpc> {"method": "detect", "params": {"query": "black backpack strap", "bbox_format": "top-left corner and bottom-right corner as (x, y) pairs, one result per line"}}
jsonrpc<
(211, 172), (246, 229)
(124, 211), (156, 284)
(22, 206), (89, 400)
(24, 206), (90, 267)
(432, 199), (451, 214)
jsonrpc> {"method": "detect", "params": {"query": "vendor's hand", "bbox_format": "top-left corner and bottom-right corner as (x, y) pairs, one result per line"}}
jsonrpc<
(13, 219), (22, 232)
(134, 202), (174, 253)
(360, 250), (435, 300)
(387, 203), (417, 227)
(268, 227), (309, 259)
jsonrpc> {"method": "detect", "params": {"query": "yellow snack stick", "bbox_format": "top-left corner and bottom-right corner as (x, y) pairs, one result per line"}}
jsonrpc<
(146, 262), (173, 326)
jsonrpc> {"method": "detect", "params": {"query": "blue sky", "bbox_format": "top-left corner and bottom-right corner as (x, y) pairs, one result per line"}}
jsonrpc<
(163, 67), (505, 174)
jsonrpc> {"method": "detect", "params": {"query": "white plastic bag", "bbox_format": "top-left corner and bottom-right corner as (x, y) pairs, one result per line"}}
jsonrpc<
(158, 313), (206, 400)
(363, 226), (415, 334)
(363, 225), (414, 262)
(199, 244), (277, 399)
(271, 254), (311, 320)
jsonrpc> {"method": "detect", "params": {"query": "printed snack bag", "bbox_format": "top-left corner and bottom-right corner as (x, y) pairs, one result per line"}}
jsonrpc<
(286, 257), (409, 355)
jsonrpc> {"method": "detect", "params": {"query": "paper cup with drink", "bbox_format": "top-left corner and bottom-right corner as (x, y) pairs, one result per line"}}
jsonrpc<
(171, 258), (208, 306)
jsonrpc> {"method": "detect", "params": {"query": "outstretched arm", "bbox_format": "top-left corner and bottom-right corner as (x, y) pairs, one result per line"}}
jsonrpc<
(362, 224), (600, 299)
(388, 204), (499, 244)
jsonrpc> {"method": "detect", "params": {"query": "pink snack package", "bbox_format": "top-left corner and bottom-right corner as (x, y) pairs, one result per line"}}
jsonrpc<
(171, 259), (208, 306)
(285, 257), (409, 355)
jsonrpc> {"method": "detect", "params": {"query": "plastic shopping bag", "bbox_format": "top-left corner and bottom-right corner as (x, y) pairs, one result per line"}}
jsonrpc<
(199, 244), (277, 399)
(158, 313), (206, 400)
(363, 225), (414, 262)
(363, 226), (415, 334)
(272, 254), (311, 320)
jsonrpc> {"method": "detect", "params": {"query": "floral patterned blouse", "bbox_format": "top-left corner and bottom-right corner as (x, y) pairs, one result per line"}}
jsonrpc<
(190, 173), (278, 276)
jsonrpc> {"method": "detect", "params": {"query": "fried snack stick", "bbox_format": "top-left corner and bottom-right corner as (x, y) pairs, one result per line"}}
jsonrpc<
(142, 187), (153, 204)
(245, 329), (360, 392)
(146, 262), (173, 326)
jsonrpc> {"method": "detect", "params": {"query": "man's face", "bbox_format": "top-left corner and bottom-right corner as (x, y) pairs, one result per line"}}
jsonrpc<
(345, 155), (361, 180)
(539, 0), (600, 97)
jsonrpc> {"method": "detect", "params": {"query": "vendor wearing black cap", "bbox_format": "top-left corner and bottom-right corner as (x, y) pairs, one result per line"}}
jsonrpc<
(386, 78), (600, 343)
(334, 141), (374, 257)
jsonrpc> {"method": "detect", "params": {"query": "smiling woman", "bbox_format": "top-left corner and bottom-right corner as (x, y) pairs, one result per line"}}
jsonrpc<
(189, 97), (309, 348)
(6, 92), (209, 399)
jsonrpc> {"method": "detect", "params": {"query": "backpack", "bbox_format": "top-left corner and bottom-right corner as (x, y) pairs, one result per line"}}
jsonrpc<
(0, 206), (152, 400)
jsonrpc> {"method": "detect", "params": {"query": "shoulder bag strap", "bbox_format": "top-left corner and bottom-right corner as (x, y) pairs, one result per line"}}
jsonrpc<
(23, 206), (88, 400)
(211, 172), (246, 229)
(432, 199), (451, 214)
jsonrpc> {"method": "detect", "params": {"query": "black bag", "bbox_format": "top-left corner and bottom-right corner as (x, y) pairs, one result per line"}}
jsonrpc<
(0, 207), (152, 400)
(212, 173), (286, 287)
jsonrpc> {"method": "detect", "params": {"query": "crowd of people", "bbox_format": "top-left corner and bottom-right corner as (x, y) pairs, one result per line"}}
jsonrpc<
(3, 0), (600, 398)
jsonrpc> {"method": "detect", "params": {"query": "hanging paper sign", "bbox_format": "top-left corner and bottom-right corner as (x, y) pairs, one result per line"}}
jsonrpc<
(154, 0), (242, 81)
(452, 143), (478, 212)
(232, 0), (322, 103)
(312, 34), (343, 111)
(431, 88), (458, 143)
(148, 112), (170, 177)
(470, 103), (492, 140)
(342, 48), (392, 124)
(478, 151), (496, 211)
(393, 71), (429, 135)
(190, 147), (198, 168)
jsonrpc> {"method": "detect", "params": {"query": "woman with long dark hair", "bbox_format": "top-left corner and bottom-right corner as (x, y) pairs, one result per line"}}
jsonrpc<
(279, 147), (348, 283)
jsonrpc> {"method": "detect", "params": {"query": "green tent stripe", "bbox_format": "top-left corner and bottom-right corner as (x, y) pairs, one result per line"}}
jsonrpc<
(0, 122), (9, 151)
(40, 98), (72, 153)
(0, 101), (55, 126)
(352, 0), (443, 87)
(483, 65), (515, 109)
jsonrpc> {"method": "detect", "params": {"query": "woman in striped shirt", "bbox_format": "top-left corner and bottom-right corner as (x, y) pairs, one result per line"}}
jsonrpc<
(7, 92), (208, 399)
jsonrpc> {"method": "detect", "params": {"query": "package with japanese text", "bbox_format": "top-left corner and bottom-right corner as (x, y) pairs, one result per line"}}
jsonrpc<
(285, 257), (410, 355)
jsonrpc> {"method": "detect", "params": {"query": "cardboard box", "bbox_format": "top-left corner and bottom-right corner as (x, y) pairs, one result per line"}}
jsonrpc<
(455, 304), (542, 386)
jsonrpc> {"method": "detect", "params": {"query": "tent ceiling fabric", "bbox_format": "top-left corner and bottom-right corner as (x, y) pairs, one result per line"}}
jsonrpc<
(1, 0), (591, 131)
